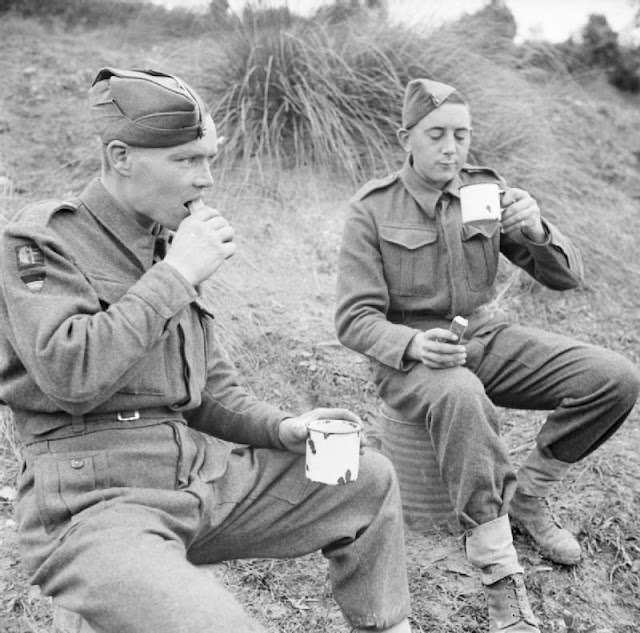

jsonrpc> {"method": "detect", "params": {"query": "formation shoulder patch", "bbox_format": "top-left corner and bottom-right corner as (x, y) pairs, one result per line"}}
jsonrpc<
(15, 241), (46, 292)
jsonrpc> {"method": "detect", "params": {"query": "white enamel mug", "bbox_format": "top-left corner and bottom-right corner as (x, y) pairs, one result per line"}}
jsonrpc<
(459, 182), (502, 223)
(305, 419), (361, 485)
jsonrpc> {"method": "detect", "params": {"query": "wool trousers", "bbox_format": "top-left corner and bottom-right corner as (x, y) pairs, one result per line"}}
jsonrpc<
(16, 420), (410, 632)
(376, 323), (640, 529)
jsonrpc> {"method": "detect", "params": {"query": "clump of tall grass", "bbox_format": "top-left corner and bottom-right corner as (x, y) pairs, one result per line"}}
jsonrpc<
(206, 17), (567, 187)
(211, 22), (404, 181)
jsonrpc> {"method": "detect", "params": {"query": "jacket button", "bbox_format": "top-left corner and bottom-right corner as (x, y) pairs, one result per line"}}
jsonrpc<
(70, 459), (84, 469)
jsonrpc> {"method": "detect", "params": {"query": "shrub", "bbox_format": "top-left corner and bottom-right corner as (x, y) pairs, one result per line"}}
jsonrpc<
(608, 48), (640, 93)
(207, 18), (552, 180)
(581, 13), (620, 68)
(207, 17), (557, 183)
(444, 0), (517, 61)
(514, 39), (589, 77)
(1, 0), (143, 24)
(0, 0), (235, 35)
(210, 22), (408, 181)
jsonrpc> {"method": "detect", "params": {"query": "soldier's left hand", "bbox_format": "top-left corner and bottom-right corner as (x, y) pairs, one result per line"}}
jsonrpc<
(500, 187), (546, 243)
(278, 408), (364, 455)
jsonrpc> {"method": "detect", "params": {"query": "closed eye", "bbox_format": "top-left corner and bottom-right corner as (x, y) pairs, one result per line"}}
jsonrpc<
(427, 129), (445, 140)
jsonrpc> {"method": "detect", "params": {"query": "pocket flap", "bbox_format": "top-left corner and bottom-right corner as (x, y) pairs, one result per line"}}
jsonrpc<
(379, 226), (437, 250)
(461, 221), (500, 241)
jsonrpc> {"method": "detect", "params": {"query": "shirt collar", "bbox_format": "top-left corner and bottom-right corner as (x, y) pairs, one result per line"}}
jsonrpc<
(78, 178), (157, 269)
(399, 156), (463, 218)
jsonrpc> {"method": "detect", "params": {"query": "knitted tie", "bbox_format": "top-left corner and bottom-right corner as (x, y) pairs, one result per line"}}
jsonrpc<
(152, 225), (172, 264)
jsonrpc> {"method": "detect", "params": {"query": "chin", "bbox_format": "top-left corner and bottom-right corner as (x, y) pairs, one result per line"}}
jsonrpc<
(165, 219), (183, 232)
(441, 168), (458, 183)
(165, 210), (188, 230)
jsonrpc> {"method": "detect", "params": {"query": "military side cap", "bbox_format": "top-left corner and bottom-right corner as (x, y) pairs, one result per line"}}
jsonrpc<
(88, 67), (207, 147)
(402, 78), (461, 129)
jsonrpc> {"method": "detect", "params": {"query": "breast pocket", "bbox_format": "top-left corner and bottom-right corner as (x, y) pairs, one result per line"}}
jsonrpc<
(87, 273), (170, 396)
(379, 225), (439, 297)
(461, 221), (500, 291)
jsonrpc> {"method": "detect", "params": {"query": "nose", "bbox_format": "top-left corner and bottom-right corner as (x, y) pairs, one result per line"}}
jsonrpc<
(441, 131), (456, 154)
(194, 161), (214, 189)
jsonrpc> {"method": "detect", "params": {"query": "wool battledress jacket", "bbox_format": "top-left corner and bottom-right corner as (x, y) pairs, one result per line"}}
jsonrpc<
(335, 159), (584, 371)
(0, 178), (287, 453)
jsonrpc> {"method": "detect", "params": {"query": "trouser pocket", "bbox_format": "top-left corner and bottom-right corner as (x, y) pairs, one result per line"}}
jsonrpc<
(34, 451), (110, 534)
(31, 423), (182, 533)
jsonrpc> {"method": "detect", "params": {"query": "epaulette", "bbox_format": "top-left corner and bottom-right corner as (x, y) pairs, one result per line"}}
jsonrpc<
(351, 172), (399, 202)
(11, 199), (78, 226)
(460, 164), (503, 185)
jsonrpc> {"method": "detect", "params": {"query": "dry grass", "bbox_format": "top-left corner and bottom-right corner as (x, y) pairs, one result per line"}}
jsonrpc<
(204, 18), (567, 186)
(2, 6), (640, 633)
(0, 409), (19, 486)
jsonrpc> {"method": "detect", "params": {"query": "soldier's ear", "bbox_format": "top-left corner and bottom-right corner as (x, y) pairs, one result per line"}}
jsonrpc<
(105, 141), (133, 176)
(396, 127), (411, 152)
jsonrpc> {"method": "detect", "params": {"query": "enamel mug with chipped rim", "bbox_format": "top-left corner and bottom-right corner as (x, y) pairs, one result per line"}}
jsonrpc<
(305, 419), (361, 485)
(459, 182), (502, 224)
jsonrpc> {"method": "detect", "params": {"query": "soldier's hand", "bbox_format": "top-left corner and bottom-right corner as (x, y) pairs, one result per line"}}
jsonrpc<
(405, 329), (467, 369)
(164, 203), (236, 285)
(278, 408), (364, 455)
(500, 187), (546, 243)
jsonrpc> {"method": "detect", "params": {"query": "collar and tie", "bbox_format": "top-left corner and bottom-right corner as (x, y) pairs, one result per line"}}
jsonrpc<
(151, 222), (216, 318)
(151, 224), (172, 264)
(398, 157), (462, 219)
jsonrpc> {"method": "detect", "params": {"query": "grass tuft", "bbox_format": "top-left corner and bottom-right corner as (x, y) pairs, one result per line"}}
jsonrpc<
(2, 6), (640, 632)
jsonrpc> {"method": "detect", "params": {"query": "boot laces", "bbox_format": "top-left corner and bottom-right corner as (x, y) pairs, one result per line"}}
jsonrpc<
(499, 575), (535, 624)
(518, 494), (563, 534)
(538, 497), (563, 529)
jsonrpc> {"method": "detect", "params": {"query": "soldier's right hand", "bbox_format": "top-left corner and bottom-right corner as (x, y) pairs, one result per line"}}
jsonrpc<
(164, 204), (236, 286)
(405, 329), (467, 369)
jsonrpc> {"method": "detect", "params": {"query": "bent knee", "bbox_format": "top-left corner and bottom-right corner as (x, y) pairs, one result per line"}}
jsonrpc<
(357, 450), (399, 495)
(594, 349), (640, 403)
(438, 371), (486, 400)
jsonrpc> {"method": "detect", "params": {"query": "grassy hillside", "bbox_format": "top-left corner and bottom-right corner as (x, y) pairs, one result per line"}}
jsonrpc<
(1, 6), (640, 633)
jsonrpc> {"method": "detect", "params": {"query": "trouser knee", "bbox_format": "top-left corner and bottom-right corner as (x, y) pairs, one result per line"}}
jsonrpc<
(356, 450), (400, 502)
(427, 376), (497, 436)
(609, 354), (640, 405)
(543, 349), (640, 463)
(586, 348), (640, 406)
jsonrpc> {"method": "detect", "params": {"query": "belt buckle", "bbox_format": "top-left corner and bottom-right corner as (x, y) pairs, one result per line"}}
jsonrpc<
(117, 410), (140, 421)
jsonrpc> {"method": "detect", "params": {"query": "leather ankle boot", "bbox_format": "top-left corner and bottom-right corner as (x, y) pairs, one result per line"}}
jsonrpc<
(485, 573), (540, 632)
(509, 488), (581, 565)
